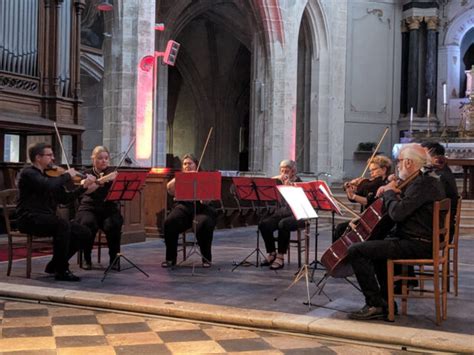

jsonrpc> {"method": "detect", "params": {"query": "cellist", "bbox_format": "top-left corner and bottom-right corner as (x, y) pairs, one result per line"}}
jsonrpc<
(346, 144), (445, 321)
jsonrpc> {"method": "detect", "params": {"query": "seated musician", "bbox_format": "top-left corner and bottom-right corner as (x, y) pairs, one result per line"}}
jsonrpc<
(333, 155), (392, 242)
(347, 144), (445, 320)
(160, 153), (217, 268)
(16, 143), (96, 281)
(75, 146), (123, 270)
(258, 159), (303, 270)
(421, 142), (458, 241)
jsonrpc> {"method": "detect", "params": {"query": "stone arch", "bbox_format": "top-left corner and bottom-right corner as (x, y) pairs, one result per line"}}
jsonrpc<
(295, 0), (331, 176)
(157, 1), (265, 170)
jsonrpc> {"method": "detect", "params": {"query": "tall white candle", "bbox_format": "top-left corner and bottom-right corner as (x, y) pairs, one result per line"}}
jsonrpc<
(443, 83), (447, 104)
(427, 98), (430, 117)
(410, 107), (413, 132)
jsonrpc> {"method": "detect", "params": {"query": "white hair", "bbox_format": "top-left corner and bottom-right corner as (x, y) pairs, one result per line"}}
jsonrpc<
(400, 144), (431, 168)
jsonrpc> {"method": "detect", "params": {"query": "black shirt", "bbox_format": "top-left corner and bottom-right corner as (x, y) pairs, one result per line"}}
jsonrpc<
(16, 165), (85, 218)
(77, 167), (120, 214)
(382, 172), (445, 241)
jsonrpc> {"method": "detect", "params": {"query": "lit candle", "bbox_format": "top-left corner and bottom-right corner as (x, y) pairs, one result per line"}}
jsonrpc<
(427, 98), (430, 117)
(443, 83), (447, 105)
(410, 107), (413, 132)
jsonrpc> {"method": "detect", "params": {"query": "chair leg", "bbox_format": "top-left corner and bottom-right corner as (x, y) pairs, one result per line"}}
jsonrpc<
(433, 266), (441, 325)
(26, 235), (32, 279)
(7, 235), (13, 276)
(97, 230), (102, 264)
(442, 260), (448, 321)
(387, 260), (395, 322)
(453, 247), (459, 297)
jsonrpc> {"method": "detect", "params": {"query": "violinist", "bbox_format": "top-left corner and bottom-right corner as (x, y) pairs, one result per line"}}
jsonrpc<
(160, 153), (217, 268)
(75, 146), (122, 270)
(347, 144), (445, 321)
(258, 159), (303, 270)
(333, 155), (392, 242)
(421, 142), (458, 241)
(16, 143), (96, 281)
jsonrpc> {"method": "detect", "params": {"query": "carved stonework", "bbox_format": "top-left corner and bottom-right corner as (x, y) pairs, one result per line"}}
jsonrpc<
(405, 16), (423, 30)
(425, 16), (439, 31)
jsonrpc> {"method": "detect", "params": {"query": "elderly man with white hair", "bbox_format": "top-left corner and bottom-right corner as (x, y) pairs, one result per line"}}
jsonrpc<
(258, 159), (302, 270)
(347, 143), (445, 321)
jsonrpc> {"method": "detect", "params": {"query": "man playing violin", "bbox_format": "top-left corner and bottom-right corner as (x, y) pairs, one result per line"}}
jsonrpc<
(334, 155), (392, 242)
(347, 144), (445, 320)
(75, 146), (122, 270)
(16, 143), (96, 281)
(258, 159), (303, 270)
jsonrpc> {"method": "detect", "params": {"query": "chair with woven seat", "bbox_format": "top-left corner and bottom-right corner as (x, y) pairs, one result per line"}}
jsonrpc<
(387, 198), (451, 325)
(0, 189), (52, 278)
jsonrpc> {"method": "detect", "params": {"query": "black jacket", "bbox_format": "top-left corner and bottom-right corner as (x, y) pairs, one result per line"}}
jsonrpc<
(382, 172), (445, 241)
(77, 167), (120, 214)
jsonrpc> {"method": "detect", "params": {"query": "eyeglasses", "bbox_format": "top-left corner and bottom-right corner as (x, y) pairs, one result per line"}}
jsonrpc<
(369, 167), (381, 173)
(41, 153), (54, 157)
(397, 158), (407, 164)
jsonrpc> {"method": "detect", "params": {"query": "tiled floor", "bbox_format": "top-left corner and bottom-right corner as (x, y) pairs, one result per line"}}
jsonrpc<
(0, 299), (416, 354)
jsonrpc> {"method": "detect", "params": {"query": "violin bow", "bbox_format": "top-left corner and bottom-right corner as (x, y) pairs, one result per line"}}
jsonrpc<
(196, 127), (213, 172)
(332, 195), (361, 219)
(360, 126), (389, 178)
(53, 122), (71, 170)
(115, 137), (136, 171)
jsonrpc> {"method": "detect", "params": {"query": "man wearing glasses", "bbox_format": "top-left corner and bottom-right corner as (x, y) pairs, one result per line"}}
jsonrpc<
(16, 143), (96, 281)
(346, 143), (445, 320)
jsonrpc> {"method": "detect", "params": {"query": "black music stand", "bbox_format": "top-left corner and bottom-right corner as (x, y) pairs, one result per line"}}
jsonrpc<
(295, 181), (342, 272)
(272, 185), (318, 309)
(102, 171), (150, 282)
(175, 171), (221, 274)
(231, 177), (279, 271)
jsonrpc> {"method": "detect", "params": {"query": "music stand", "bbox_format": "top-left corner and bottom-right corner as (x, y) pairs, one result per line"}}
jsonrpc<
(230, 177), (279, 271)
(102, 170), (150, 282)
(174, 171), (221, 273)
(295, 181), (342, 272)
(272, 185), (318, 309)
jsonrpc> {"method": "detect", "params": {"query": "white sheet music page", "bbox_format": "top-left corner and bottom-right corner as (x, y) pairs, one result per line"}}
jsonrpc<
(318, 184), (342, 215)
(277, 186), (318, 220)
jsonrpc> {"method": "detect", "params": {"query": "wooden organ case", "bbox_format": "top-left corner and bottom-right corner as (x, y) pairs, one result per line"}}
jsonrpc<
(0, 0), (86, 164)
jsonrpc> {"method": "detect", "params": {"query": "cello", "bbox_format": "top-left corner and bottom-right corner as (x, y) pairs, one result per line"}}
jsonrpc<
(321, 169), (420, 278)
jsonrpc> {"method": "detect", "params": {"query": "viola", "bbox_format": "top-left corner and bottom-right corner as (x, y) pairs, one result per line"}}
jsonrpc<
(321, 170), (420, 278)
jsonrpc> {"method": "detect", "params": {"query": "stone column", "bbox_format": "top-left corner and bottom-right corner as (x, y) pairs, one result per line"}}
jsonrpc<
(400, 20), (409, 115)
(406, 16), (422, 113)
(425, 16), (439, 115)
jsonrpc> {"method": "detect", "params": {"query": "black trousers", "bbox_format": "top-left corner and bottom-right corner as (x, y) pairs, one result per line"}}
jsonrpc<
(258, 207), (305, 254)
(75, 209), (123, 264)
(347, 237), (432, 308)
(18, 213), (91, 273)
(163, 203), (216, 262)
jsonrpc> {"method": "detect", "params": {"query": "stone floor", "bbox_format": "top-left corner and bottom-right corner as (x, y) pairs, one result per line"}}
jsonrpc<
(0, 299), (419, 354)
(0, 223), (473, 352)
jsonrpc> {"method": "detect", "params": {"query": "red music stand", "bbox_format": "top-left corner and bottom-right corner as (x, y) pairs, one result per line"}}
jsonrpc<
(231, 177), (279, 271)
(102, 170), (150, 282)
(174, 172), (221, 271)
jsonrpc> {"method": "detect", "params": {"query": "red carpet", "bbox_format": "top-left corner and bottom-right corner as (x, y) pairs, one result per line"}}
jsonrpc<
(0, 246), (52, 262)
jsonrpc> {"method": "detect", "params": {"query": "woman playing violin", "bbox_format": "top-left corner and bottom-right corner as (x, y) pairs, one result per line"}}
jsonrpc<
(333, 155), (392, 242)
(160, 153), (217, 268)
(75, 146), (123, 270)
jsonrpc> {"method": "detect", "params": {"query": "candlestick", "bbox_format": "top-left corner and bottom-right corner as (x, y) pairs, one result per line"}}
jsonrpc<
(443, 83), (447, 105)
(409, 107), (413, 135)
(427, 99), (431, 137)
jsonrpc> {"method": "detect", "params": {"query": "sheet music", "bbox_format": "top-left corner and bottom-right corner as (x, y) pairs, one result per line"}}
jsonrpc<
(277, 186), (318, 220)
(318, 184), (342, 215)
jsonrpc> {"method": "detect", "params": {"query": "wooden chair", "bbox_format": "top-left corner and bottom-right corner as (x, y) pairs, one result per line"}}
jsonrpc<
(0, 189), (52, 278)
(287, 222), (310, 268)
(387, 198), (451, 325)
(179, 229), (195, 261)
(448, 196), (462, 296)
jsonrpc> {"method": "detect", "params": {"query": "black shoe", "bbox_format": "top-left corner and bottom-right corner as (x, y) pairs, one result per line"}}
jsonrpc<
(44, 261), (55, 274)
(260, 254), (276, 267)
(161, 260), (176, 268)
(382, 301), (398, 321)
(348, 305), (385, 320)
(55, 270), (81, 282)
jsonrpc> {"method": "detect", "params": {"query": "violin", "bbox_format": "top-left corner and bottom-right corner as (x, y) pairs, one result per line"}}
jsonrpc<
(44, 165), (85, 185)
